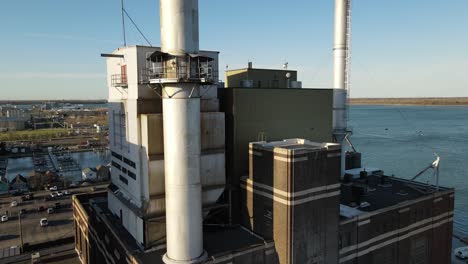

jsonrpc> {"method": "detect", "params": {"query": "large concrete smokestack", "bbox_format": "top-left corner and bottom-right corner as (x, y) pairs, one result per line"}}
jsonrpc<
(333, 0), (351, 177)
(160, 0), (207, 263)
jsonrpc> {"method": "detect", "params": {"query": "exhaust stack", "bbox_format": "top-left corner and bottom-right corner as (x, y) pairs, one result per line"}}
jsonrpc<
(333, 0), (351, 176)
(160, 0), (207, 263)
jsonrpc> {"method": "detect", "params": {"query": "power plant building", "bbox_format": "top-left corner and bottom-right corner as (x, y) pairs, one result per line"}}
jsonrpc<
(72, 0), (455, 263)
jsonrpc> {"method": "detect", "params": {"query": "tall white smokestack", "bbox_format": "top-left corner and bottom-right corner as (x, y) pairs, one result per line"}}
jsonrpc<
(160, 0), (207, 263)
(333, 0), (351, 176)
(160, 0), (199, 55)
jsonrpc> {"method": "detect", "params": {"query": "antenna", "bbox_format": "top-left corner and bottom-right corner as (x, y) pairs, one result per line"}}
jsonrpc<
(121, 0), (127, 46)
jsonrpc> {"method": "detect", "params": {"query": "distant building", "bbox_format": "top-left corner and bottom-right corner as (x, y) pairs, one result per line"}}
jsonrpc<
(82, 168), (97, 181)
(225, 62), (300, 88)
(95, 165), (110, 181)
(9, 174), (28, 192)
(29, 170), (61, 190)
(0, 117), (26, 131)
(0, 176), (9, 195)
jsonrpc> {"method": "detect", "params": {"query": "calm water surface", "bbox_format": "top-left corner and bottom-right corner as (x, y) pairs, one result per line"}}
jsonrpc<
(6, 151), (110, 181)
(349, 105), (468, 236)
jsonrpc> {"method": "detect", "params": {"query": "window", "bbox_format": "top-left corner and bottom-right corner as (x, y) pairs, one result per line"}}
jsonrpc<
(127, 170), (136, 180)
(119, 175), (128, 185)
(111, 161), (121, 170)
(123, 157), (136, 168)
(113, 108), (128, 150)
(111, 151), (122, 160)
(122, 167), (127, 173)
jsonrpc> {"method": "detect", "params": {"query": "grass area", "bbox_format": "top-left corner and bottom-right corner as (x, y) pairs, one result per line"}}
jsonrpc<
(0, 128), (71, 141)
(350, 97), (468, 106)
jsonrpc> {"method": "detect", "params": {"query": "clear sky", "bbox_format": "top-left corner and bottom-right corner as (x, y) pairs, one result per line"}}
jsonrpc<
(0, 0), (467, 100)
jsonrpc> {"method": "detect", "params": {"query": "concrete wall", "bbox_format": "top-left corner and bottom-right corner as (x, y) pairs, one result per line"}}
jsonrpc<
(242, 140), (341, 264)
(338, 190), (454, 264)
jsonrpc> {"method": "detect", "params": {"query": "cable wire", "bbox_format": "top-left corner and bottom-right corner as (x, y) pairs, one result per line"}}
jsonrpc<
(123, 9), (152, 47)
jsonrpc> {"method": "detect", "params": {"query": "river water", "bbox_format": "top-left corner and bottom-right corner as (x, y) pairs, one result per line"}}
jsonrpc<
(6, 151), (110, 181)
(349, 105), (468, 237)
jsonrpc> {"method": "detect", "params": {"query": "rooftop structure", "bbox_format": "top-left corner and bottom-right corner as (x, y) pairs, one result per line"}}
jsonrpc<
(225, 63), (299, 88)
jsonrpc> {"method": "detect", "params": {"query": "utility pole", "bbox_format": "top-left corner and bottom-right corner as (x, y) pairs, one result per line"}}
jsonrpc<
(18, 211), (24, 253)
(121, 0), (127, 46)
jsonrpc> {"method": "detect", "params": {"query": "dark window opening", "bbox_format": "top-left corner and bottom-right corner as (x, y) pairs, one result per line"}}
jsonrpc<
(119, 175), (128, 185)
(111, 151), (122, 160)
(123, 157), (136, 168)
(111, 161), (121, 170)
(127, 171), (136, 180)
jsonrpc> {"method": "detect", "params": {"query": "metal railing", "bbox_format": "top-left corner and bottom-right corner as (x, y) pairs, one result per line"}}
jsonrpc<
(140, 64), (218, 84)
(111, 74), (128, 87)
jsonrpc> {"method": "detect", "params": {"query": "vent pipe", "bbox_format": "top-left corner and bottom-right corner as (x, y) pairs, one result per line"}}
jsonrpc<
(333, 0), (351, 177)
(160, 0), (207, 263)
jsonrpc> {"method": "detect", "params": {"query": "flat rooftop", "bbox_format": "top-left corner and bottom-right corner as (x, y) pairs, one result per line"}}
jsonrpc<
(77, 194), (268, 264)
(250, 139), (340, 152)
(340, 170), (452, 219)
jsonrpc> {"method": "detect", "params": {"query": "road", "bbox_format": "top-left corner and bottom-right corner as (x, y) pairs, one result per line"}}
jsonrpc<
(0, 184), (108, 250)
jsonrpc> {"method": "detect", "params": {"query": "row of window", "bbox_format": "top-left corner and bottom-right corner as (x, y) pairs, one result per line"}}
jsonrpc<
(111, 151), (136, 169)
(112, 157), (137, 181)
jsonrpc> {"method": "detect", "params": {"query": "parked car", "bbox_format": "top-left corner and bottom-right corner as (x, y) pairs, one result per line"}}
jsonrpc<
(10, 201), (18, 207)
(47, 208), (54, 214)
(1, 215), (8, 222)
(455, 246), (468, 259)
(54, 202), (61, 209)
(49, 186), (58, 191)
(56, 191), (63, 197)
(19, 209), (27, 215)
(40, 218), (48, 227)
(64, 190), (70, 195)
(37, 206), (45, 212)
(50, 192), (57, 198)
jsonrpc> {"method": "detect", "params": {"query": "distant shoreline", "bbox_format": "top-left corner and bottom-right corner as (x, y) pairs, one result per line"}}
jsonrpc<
(349, 97), (468, 106)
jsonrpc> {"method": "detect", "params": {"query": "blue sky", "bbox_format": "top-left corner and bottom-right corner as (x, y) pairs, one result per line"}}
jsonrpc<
(0, 0), (467, 99)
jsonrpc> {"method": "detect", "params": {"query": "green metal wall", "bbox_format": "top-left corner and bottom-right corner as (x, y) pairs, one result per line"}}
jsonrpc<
(220, 87), (334, 223)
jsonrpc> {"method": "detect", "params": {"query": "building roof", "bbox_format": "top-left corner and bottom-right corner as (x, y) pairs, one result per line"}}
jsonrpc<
(75, 193), (269, 264)
(225, 68), (297, 73)
(339, 173), (453, 218)
(82, 167), (97, 174)
(10, 174), (27, 184)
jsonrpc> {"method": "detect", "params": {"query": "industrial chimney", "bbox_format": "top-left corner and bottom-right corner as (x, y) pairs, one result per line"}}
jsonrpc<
(160, 0), (207, 263)
(333, 0), (351, 177)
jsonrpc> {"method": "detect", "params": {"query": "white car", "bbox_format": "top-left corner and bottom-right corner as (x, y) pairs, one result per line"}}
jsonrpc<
(455, 246), (468, 259)
(49, 186), (58, 191)
(40, 218), (48, 227)
(10, 201), (17, 207)
(56, 191), (63, 197)
(50, 192), (57, 198)
(1, 215), (8, 222)
(64, 190), (70, 195)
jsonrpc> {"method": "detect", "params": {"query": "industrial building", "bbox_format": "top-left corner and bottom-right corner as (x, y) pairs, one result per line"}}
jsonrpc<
(225, 63), (301, 89)
(72, 0), (455, 263)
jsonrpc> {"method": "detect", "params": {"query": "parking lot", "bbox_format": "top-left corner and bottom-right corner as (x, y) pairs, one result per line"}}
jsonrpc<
(0, 184), (107, 250)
